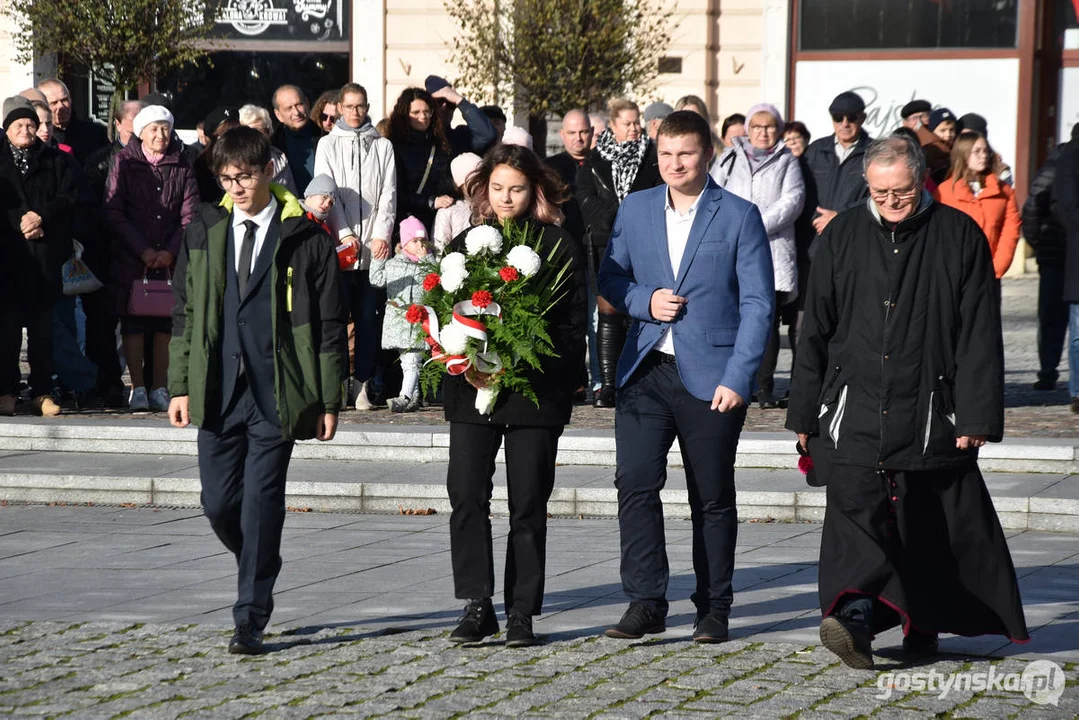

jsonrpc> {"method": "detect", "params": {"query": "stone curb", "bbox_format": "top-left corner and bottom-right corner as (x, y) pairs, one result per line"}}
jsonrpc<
(1, 473), (1076, 532)
(0, 421), (1075, 474)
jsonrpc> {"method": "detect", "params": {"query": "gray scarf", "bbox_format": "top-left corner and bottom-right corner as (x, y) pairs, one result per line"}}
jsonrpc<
(335, 117), (364, 135)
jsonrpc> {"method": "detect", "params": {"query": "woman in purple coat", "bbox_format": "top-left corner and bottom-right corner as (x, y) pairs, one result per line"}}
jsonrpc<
(105, 105), (199, 412)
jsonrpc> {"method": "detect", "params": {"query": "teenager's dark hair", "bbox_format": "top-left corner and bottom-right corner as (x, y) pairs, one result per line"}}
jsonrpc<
(464, 143), (568, 226)
(784, 120), (810, 142)
(721, 113), (746, 139)
(386, 87), (451, 153)
(212, 126), (272, 174)
(657, 110), (713, 152)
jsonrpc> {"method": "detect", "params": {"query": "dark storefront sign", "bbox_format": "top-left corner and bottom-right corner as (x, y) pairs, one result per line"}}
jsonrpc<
(212, 0), (349, 41)
(800, 0), (1019, 51)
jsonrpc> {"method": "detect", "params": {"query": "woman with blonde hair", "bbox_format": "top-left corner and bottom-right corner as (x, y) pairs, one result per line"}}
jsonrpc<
(934, 131), (1021, 280)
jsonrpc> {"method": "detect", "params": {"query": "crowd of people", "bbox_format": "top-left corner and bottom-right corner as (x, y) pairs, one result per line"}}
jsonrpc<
(3, 72), (1077, 662)
(1, 76), (1073, 419)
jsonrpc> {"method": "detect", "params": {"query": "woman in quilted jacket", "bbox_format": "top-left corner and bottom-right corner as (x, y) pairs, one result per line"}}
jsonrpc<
(934, 131), (1021, 281)
(710, 103), (805, 408)
(105, 105), (198, 413)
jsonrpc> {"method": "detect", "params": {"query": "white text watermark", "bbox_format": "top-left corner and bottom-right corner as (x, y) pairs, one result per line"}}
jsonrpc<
(875, 660), (1065, 706)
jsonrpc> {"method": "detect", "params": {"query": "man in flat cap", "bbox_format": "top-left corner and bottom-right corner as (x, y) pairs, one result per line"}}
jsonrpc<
(642, 102), (674, 140)
(900, 99), (950, 184)
(802, 91), (873, 237)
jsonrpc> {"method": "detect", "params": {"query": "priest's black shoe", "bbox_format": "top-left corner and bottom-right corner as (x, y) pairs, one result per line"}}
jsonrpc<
(902, 630), (939, 656)
(228, 623), (264, 655)
(604, 602), (665, 639)
(692, 612), (729, 644)
(505, 611), (538, 647)
(449, 598), (498, 644)
(820, 616), (874, 669)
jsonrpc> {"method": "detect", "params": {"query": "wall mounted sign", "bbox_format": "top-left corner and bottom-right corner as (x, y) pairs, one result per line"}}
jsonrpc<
(213, 0), (348, 41)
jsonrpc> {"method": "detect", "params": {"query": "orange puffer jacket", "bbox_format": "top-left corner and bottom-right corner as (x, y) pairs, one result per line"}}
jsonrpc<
(934, 173), (1021, 278)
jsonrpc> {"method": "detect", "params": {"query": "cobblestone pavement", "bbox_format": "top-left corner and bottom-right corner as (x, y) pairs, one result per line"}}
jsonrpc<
(1, 505), (1078, 718)
(33, 276), (1075, 438)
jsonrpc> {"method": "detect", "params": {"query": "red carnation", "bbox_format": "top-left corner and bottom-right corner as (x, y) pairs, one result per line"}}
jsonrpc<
(422, 273), (441, 292)
(798, 454), (814, 475)
(471, 290), (493, 309)
(405, 304), (427, 324)
(499, 266), (519, 283)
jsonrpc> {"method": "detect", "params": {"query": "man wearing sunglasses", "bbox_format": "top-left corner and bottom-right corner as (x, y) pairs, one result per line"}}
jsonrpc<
(802, 91), (873, 236)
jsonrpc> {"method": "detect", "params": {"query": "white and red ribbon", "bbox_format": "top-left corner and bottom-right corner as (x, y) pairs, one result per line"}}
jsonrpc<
(421, 301), (504, 377)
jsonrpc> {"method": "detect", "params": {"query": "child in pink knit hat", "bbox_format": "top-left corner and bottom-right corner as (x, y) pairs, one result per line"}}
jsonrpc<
(368, 216), (435, 412)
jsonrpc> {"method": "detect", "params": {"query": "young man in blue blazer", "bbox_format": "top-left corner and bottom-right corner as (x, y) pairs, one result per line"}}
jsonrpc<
(597, 110), (774, 642)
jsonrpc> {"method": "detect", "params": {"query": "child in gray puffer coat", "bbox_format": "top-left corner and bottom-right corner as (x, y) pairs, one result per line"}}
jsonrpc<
(369, 215), (434, 412)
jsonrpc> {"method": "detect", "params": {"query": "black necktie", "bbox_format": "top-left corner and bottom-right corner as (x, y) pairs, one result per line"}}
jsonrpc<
(238, 220), (257, 296)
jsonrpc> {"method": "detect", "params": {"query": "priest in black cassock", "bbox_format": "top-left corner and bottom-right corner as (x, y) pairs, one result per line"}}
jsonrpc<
(786, 133), (1029, 670)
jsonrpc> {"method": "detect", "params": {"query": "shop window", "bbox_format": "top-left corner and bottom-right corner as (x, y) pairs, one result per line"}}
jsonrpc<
(799, 0), (1019, 51)
(157, 51), (351, 129)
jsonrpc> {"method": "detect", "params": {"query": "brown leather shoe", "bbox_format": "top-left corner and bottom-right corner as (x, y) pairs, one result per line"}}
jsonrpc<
(1072, 397), (1079, 414)
(0, 395), (15, 416)
(33, 395), (61, 417)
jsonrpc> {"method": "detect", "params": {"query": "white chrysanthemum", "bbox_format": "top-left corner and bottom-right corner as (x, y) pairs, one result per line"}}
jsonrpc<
(439, 323), (470, 355)
(475, 386), (499, 415)
(506, 245), (541, 277)
(441, 251), (467, 272)
(464, 225), (504, 256)
(440, 268), (468, 293)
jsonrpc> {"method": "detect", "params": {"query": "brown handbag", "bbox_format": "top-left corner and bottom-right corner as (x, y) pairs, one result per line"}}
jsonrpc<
(128, 269), (174, 317)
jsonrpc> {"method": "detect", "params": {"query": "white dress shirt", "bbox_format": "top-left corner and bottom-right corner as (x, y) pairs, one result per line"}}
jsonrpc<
(230, 196), (279, 274)
(653, 187), (705, 356)
(834, 137), (856, 164)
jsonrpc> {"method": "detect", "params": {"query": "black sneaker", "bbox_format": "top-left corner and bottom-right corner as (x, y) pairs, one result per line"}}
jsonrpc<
(228, 622), (264, 655)
(819, 616), (874, 669)
(604, 602), (666, 639)
(102, 385), (128, 410)
(902, 630), (939, 656)
(449, 599), (498, 644)
(692, 611), (729, 644)
(505, 611), (538, 647)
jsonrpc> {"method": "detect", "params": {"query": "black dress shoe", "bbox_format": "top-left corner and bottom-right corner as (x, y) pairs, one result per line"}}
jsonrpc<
(758, 389), (778, 409)
(228, 623), (264, 655)
(102, 386), (128, 410)
(1033, 378), (1057, 391)
(692, 612), (729, 644)
(505, 611), (538, 647)
(449, 598), (498, 644)
(593, 386), (616, 408)
(819, 616), (874, 669)
(902, 630), (939, 656)
(604, 602), (666, 639)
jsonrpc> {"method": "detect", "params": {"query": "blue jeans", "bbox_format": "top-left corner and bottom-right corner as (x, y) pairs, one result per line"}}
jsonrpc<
(53, 295), (97, 393)
(1069, 304), (1079, 398)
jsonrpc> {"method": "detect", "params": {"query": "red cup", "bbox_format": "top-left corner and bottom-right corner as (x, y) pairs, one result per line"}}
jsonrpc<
(336, 243), (358, 270)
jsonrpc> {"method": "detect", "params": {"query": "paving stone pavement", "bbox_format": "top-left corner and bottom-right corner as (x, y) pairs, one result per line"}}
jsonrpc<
(1, 505), (1079, 718)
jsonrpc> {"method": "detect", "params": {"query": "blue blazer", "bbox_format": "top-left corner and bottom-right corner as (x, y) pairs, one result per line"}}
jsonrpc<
(597, 178), (775, 403)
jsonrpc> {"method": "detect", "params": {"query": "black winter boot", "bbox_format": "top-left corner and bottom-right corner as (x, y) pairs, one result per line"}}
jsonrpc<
(594, 313), (626, 408)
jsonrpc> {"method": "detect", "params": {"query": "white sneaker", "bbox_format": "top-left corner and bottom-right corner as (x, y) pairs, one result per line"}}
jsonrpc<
(354, 380), (373, 411)
(129, 387), (149, 412)
(149, 387), (170, 412)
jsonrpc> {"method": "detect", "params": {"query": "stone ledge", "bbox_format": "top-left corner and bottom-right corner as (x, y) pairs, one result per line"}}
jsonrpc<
(0, 422), (1072, 472)
(0, 474), (1065, 530)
